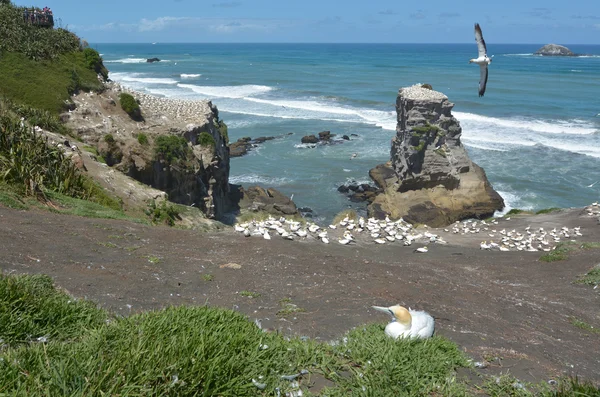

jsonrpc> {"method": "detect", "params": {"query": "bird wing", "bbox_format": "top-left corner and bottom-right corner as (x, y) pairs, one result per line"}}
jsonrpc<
(474, 23), (487, 58)
(409, 310), (435, 338)
(478, 64), (488, 97)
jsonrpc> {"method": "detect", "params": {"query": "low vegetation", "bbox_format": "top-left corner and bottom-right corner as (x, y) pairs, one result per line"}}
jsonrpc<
(1, 273), (599, 395)
(198, 131), (216, 148)
(1, 113), (85, 198)
(217, 119), (229, 144)
(540, 242), (600, 263)
(137, 132), (149, 145)
(144, 199), (181, 226)
(119, 92), (142, 121)
(576, 264), (600, 287)
(154, 135), (190, 163)
(332, 208), (358, 224)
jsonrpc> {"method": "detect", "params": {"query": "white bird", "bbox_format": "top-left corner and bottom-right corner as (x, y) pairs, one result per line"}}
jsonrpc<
(263, 231), (271, 240)
(372, 305), (435, 339)
(414, 246), (428, 253)
(587, 181), (598, 188)
(469, 23), (493, 97)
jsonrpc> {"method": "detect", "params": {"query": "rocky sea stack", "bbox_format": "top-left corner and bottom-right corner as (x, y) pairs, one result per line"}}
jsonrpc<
(368, 85), (504, 227)
(534, 44), (575, 56)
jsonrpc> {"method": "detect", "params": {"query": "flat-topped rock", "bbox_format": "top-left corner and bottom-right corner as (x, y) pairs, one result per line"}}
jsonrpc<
(400, 84), (448, 102)
(534, 44), (575, 56)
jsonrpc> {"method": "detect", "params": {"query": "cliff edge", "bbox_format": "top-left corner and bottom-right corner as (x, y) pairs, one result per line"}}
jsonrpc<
(368, 85), (504, 227)
(64, 83), (231, 220)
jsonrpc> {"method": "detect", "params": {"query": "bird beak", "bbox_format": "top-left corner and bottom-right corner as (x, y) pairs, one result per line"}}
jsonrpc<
(372, 306), (393, 316)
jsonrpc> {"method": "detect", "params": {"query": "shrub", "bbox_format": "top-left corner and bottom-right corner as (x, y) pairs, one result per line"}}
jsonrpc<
(104, 133), (115, 144)
(119, 92), (142, 120)
(199, 131), (216, 148)
(0, 112), (86, 198)
(83, 47), (108, 80)
(137, 132), (149, 145)
(154, 135), (190, 163)
(218, 120), (229, 144)
(145, 199), (180, 226)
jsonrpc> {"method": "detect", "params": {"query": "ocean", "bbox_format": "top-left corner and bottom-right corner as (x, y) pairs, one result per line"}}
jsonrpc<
(96, 43), (600, 223)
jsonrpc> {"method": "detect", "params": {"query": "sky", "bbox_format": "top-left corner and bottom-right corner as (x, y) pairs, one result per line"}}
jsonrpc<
(12, 0), (600, 44)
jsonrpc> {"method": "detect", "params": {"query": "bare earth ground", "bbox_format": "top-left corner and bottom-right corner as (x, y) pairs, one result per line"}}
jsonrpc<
(1, 205), (599, 387)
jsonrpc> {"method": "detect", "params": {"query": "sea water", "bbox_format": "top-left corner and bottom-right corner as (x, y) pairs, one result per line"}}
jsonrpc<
(96, 43), (600, 223)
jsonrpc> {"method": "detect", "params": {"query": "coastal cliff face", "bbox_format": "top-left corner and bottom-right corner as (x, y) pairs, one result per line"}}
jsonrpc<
(368, 85), (504, 227)
(64, 83), (231, 219)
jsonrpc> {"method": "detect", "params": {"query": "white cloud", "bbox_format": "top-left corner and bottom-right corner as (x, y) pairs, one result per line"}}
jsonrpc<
(79, 16), (296, 34)
(138, 17), (187, 32)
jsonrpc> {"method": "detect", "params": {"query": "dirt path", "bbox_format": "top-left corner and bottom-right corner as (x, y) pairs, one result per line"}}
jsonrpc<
(1, 205), (599, 385)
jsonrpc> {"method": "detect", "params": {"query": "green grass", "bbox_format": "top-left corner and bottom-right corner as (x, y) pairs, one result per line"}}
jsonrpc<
(239, 290), (261, 298)
(201, 274), (215, 281)
(535, 208), (561, 215)
(145, 255), (162, 264)
(0, 274), (107, 347)
(577, 264), (600, 287)
(540, 242), (600, 263)
(0, 273), (471, 396)
(0, 51), (103, 114)
(2, 274), (599, 396)
(570, 317), (600, 336)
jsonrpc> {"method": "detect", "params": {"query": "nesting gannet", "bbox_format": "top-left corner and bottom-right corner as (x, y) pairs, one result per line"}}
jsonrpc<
(469, 23), (493, 97)
(372, 305), (435, 339)
(414, 246), (428, 253)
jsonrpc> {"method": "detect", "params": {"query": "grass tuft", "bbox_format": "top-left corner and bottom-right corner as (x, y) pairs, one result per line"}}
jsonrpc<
(0, 273), (107, 347)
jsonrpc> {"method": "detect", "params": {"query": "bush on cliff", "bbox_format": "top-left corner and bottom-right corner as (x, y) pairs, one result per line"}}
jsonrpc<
(198, 131), (216, 148)
(154, 135), (190, 163)
(119, 93), (142, 121)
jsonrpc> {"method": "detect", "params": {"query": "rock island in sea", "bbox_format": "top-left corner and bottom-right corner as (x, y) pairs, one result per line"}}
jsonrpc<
(368, 84), (504, 227)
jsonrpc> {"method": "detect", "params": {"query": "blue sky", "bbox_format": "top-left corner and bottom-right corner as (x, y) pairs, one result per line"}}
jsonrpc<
(13, 0), (600, 44)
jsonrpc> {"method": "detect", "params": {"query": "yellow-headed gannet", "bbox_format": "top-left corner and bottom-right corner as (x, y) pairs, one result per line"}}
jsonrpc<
(372, 305), (435, 339)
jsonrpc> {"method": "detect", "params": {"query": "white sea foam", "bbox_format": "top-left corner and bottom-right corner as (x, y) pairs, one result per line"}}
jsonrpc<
(455, 111), (597, 135)
(120, 76), (179, 85)
(463, 142), (509, 152)
(540, 141), (600, 158)
(180, 74), (201, 78)
(229, 175), (288, 185)
(178, 84), (273, 98)
(502, 53), (533, 57)
(244, 97), (396, 130)
(494, 191), (527, 217)
(570, 70), (583, 73)
(105, 58), (147, 64)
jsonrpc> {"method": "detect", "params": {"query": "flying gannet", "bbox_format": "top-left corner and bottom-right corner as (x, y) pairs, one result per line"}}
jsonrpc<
(372, 305), (435, 339)
(469, 23), (493, 97)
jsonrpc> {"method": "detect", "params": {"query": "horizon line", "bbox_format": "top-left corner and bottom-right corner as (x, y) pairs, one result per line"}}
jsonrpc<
(90, 42), (600, 46)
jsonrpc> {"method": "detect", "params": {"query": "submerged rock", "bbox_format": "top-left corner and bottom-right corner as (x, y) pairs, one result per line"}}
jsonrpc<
(534, 44), (575, 56)
(367, 85), (504, 227)
(146, 57), (161, 63)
